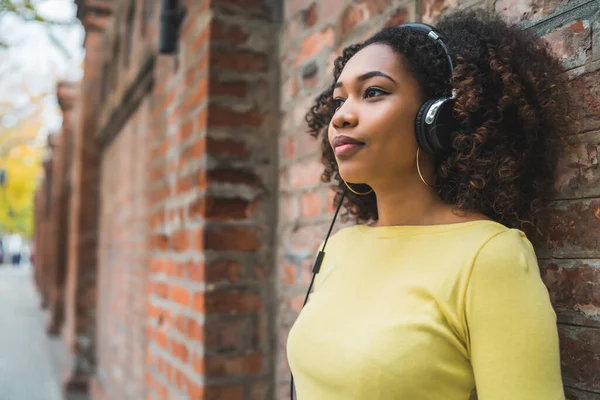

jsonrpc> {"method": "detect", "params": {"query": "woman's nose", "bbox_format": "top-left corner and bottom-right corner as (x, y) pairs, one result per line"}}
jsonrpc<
(332, 109), (358, 130)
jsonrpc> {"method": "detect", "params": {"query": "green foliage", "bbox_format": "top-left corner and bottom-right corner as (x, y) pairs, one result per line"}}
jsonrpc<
(0, 118), (43, 238)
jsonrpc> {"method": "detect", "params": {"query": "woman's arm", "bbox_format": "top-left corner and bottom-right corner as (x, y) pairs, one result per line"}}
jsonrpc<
(465, 229), (565, 400)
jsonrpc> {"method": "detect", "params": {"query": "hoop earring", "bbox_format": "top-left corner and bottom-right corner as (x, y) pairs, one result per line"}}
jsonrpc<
(343, 180), (373, 195)
(416, 147), (434, 188)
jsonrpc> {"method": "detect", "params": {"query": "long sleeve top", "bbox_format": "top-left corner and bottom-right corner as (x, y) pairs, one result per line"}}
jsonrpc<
(287, 220), (564, 400)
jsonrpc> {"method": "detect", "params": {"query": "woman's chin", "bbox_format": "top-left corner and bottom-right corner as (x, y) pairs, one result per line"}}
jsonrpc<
(338, 169), (369, 186)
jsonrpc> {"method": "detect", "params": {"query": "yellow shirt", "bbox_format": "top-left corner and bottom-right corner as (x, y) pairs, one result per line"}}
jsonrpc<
(287, 220), (564, 400)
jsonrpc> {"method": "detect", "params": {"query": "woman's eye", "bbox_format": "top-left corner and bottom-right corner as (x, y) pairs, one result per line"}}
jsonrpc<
(333, 98), (345, 110)
(364, 87), (387, 99)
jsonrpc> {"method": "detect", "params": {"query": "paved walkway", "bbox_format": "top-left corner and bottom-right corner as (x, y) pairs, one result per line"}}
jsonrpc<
(0, 264), (64, 400)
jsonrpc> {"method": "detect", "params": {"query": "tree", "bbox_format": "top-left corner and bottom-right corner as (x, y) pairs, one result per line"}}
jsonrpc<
(0, 118), (44, 238)
(0, 0), (78, 57)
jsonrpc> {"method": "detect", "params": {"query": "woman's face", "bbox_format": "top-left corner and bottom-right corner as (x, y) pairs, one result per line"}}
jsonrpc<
(328, 43), (425, 188)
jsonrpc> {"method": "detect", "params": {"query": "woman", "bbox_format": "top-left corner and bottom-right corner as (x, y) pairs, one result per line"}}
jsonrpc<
(287, 9), (572, 400)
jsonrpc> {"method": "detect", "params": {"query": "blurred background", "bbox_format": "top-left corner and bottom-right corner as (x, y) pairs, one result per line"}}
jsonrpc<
(1, 0), (599, 400)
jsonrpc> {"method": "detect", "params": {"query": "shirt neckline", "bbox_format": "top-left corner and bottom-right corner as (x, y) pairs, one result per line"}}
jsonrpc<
(353, 219), (503, 238)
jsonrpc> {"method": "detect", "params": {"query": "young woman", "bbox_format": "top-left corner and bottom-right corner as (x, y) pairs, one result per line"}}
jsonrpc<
(287, 9), (572, 400)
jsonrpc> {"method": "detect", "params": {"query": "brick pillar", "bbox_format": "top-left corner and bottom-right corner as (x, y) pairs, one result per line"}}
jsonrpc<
(34, 159), (52, 309)
(33, 189), (43, 294)
(145, 0), (280, 398)
(39, 136), (57, 309)
(46, 122), (69, 335)
(62, 1), (112, 396)
(45, 81), (78, 336)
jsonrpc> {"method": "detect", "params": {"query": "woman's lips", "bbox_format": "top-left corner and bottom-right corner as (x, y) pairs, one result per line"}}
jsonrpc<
(332, 135), (365, 157)
(334, 143), (364, 157)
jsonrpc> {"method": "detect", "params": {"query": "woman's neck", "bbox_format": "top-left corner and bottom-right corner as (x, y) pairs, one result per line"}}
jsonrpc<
(370, 177), (451, 227)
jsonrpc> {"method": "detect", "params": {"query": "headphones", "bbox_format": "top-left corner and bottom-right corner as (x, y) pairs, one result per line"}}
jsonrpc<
(290, 23), (456, 400)
(404, 23), (457, 155)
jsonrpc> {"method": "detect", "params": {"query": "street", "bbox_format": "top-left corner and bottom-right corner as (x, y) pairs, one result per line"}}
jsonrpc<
(0, 264), (63, 400)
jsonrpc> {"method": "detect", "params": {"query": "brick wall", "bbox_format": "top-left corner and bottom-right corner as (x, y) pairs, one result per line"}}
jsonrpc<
(96, 98), (150, 399)
(41, 81), (77, 337)
(278, 0), (600, 399)
(34, 134), (56, 309)
(75, 0), (281, 399)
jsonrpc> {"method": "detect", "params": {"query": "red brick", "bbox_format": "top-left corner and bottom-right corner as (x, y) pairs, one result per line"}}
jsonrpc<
(207, 260), (243, 283)
(385, 7), (409, 28)
(281, 76), (299, 105)
(176, 175), (194, 195)
(540, 259), (600, 327)
(283, 264), (296, 284)
(205, 197), (259, 220)
(187, 317), (204, 342)
(190, 137), (207, 158)
(302, 3), (318, 27)
(301, 190), (321, 217)
(421, 0), (458, 25)
(192, 352), (205, 375)
(559, 325), (600, 392)
(191, 229), (204, 251)
(155, 329), (168, 349)
(204, 385), (244, 400)
(210, 49), (267, 72)
(170, 230), (189, 251)
(295, 27), (334, 66)
(151, 234), (169, 250)
(175, 314), (187, 334)
(289, 160), (323, 188)
(211, 18), (248, 44)
(290, 223), (328, 252)
(543, 20), (592, 69)
(207, 169), (262, 187)
(205, 226), (261, 252)
(180, 344), (189, 364)
(187, 262), (205, 282)
(208, 105), (263, 128)
(218, 0), (266, 13)
(196, 107), (209, 131)
(553, 132), (600, 200)
(182, 79), (208, 113)
(249, 380), (269, 400)
(205, 318), (247, 351)
(570, 70), (600, 133)
(179, 119), (194, 142)
(205, 288), (262, 314)
(170, 285), (190, 306)
(189, 27), (210, 53)
(282, 136), (295, 161)
(325, 188), (338, 214)
(340, 4), (365, 36)
(495, 0), (566, 23)
(537, 199), (600, 258)
(155, 282), (169, 299)
(207, 137), (249, 159)
(279, 194), (300, 222)
(193, 292), (205, 313)
(209, 77), (248, 98)
(205, 353), (264, 377)
(284, 0), (313, 18)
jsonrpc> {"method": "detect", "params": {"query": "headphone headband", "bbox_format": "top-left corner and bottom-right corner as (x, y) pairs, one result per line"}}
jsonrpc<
(398, 23), (455, 95)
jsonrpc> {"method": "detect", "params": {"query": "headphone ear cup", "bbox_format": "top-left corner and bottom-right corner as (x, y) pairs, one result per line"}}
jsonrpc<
(415, 99), (437, 155)
(415, 97), (456, 155)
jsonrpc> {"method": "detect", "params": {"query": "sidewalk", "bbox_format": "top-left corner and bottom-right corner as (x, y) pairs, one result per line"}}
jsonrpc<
(0, 264), (64, 400)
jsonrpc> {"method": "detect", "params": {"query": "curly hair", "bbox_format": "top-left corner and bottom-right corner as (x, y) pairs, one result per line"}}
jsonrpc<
(305, 9), (575, 235)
